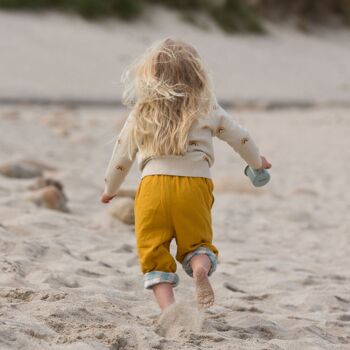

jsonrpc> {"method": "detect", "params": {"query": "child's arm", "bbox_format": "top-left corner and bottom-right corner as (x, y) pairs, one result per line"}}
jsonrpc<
(102, 113), (137, 203)
(214, 105), (268, 169)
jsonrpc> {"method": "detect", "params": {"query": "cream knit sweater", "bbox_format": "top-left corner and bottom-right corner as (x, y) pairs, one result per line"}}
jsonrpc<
(104, 105), (262, 196)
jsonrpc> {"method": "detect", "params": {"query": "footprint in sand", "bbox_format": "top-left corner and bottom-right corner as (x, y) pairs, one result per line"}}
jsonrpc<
(2, 288), (35, 302)
(115, 243), (134, 253)
(338, 314), (350, 322)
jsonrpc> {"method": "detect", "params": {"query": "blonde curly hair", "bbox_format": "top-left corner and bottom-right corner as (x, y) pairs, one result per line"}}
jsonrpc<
(122, 38), (216, 157)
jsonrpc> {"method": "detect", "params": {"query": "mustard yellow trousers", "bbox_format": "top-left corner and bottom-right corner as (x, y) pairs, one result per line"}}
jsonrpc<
(134, 175), (218, 289)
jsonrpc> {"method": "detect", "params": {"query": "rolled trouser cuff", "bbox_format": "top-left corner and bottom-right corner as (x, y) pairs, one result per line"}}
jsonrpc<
(144, 271), (179, 289)
(182, 247), (217, 277)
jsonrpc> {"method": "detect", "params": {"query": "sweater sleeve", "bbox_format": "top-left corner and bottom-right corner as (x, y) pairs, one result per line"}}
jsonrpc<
(104, 113), (138, 196)
(214, 105), (262, 169)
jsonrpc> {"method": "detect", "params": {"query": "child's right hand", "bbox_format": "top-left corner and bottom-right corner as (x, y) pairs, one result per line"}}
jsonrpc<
(260, 156), (272, 170)
(100, 193), (116, 204)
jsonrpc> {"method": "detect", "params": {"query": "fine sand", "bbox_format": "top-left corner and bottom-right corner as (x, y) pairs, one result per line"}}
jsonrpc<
(0, 105), (349, 349)
(1, 8), (350, 104)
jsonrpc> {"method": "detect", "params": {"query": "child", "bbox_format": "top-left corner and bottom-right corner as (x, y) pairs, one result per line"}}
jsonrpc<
(101, 38), (271, 311)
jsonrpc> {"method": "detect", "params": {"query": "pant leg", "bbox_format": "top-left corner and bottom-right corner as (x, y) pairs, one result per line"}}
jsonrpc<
(171, 176), (219, 277)
(134, 175), (178, 289)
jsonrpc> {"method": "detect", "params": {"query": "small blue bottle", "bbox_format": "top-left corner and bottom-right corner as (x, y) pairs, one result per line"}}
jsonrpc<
(244, 166), (270, 187)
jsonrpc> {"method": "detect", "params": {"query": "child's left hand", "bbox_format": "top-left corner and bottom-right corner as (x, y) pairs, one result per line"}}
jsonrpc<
(101, 193), (116, 204)
(260, 156), (272, 170)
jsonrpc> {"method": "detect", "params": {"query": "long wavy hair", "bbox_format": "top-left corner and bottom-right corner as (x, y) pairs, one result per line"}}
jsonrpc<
(122, 38), (215, 157)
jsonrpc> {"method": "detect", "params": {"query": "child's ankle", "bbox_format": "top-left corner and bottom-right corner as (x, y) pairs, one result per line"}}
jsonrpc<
(193, 264), (209, 276)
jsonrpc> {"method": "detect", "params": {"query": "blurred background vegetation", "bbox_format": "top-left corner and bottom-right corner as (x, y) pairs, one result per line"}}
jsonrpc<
(0, 0), (349, 32)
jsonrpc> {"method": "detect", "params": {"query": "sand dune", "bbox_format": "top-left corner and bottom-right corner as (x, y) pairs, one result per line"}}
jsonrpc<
(0, 105), (349, 349)
(1, 8), (350, 104)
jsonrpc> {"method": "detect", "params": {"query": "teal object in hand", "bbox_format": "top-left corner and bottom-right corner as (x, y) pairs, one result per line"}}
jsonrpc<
(244, 166), (270, 187)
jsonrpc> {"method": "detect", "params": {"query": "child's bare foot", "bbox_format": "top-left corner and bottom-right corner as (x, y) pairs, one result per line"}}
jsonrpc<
(193, 266), (214, 309)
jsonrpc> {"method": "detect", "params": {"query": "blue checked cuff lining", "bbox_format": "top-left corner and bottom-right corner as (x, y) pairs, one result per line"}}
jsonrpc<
(144, 271), (179, 289)
(182, 247), (217, 277)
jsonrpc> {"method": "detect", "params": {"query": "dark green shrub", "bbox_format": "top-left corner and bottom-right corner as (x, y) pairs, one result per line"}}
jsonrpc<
(211, 0), (265, 33)
(0, 0), (143, 19)
(111, 0), (142, 19)
(252, 0), (350, 25)
(0, 0), (348, 31)
(149, 0), (264, 33)
(0, 0), (55, 8)
(148, 0), (207, 10)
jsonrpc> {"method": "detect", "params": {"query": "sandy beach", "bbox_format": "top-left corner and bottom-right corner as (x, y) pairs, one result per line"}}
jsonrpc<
(1, 7), (350, 350)
(1, 8), (350, 104)
(1, 104), (349, 349)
